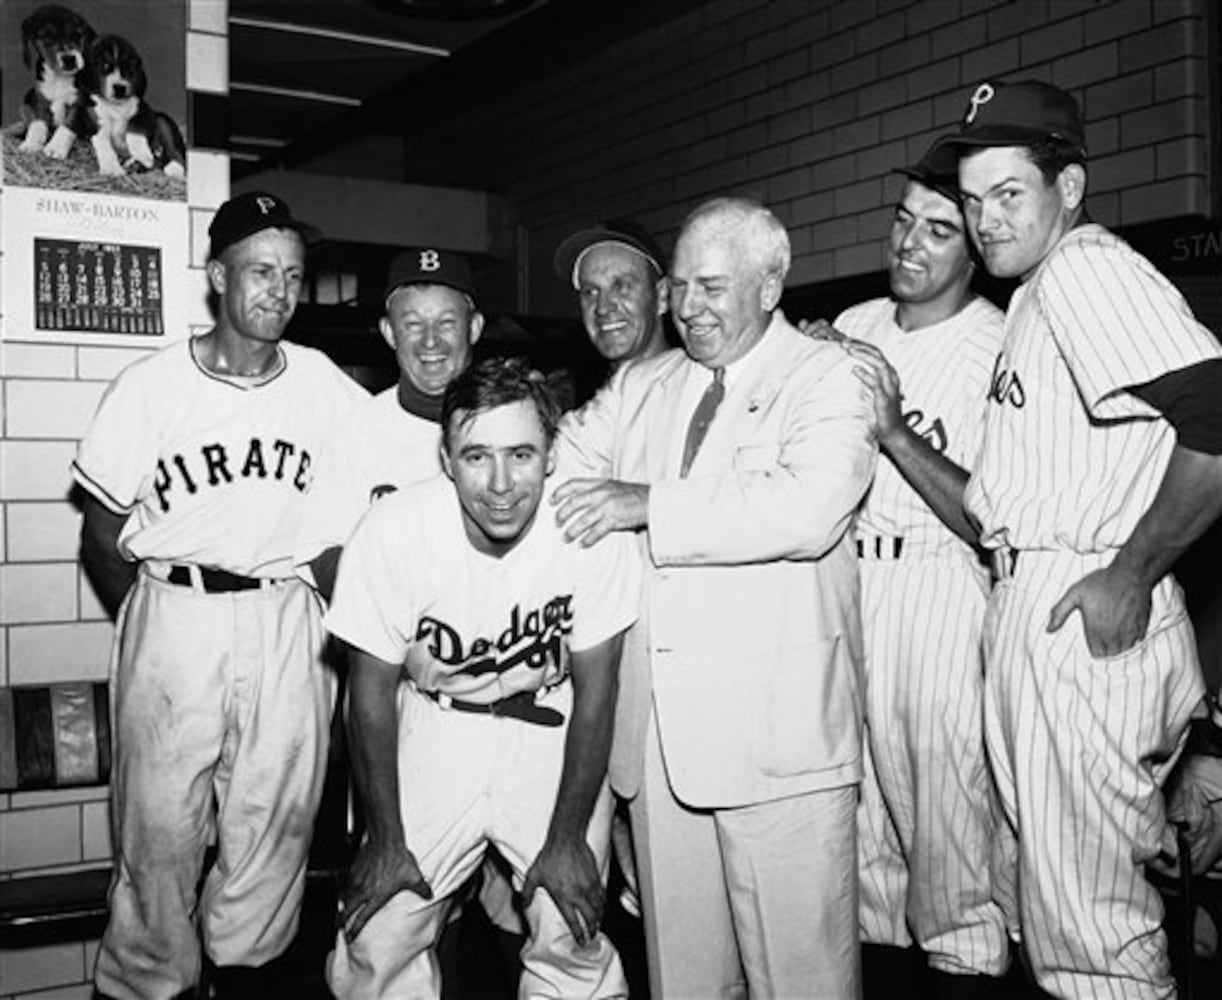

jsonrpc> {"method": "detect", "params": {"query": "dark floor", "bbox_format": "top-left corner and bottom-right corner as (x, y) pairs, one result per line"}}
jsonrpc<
(275, 863), (1220, 999)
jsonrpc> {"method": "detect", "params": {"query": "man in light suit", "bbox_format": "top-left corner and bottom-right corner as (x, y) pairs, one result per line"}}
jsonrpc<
(553, 197), (877, 998)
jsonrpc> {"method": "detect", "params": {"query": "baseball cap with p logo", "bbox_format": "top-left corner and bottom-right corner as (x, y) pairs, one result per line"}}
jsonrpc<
(207, 190), (321, 260)
(947, 79), (1086, 153)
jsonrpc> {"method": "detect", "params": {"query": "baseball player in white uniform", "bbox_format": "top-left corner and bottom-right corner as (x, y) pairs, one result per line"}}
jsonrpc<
(296, 247), (484, 600)
(824, 142), (1009, 999)
(295, 246), (529, 974)
(74, 191), (367, 1000)
(943, 80), (1222, 998)
(324, 357), (641, 999)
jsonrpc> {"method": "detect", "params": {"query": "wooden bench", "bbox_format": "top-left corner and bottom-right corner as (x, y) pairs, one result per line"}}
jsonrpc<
(0, 681), (113, 947)
(0, 680), (351, 951)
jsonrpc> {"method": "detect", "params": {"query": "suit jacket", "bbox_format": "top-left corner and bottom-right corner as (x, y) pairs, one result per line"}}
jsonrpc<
(556, 312), (876, 808)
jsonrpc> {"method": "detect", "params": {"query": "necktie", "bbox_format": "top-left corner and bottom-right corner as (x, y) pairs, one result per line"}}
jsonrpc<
(680, 367), (725, 477)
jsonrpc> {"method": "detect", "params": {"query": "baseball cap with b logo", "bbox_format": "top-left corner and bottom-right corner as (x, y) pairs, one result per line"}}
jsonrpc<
(207, 190), (321, 260)
(946, 79), (1086, 153)
(384, 248), (476, 305)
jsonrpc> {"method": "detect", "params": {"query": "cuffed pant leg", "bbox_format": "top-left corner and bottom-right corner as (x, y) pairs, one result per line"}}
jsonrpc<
(94, 580), (224, 1000)
(717, 784), (861, 1000)
(629, 712), (745, 1000)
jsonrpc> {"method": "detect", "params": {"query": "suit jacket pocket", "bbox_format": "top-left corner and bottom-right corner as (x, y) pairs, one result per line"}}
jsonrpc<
(760, 634), (858, 777)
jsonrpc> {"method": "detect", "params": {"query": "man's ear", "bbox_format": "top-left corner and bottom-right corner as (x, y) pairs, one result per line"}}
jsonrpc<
(760, 272), (783, 312)
(469, 311), (485, 347)
(378, 315), (395, 351)
(439, 441), (454, 481)
(655, 276), (668, 316)
(1059, 163), (1086, 212)
(206, 258), (226, 296)
(545, 442), (557, 478)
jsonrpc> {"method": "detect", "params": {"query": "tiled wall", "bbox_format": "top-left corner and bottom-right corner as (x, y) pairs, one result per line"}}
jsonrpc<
(0, 2), (230, 996)
(384, 0), (1214, 317)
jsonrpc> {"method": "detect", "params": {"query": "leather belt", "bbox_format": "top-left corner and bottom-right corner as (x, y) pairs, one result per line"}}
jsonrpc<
(423, 689), (564, 728)
(166, 565), (271, 594)
(856, 536), (904, 560)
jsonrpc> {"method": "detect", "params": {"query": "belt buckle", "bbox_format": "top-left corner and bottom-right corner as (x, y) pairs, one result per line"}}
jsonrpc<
(993, 548), (1019, 580)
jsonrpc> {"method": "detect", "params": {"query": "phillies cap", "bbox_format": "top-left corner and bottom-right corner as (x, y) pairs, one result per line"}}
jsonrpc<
(553, 220), (666, 290)
(894, 139), (961, 204)
(208, 191), (321, 259)
(384, 248), (476, 305)
(945, 79), (1086, 152)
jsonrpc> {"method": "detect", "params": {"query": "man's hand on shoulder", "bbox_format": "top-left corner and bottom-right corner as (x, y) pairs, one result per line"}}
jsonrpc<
(1047, 560), (1152, 657)
(843, 340), (905, 450)
(552, 478), (648, 547)
(796, 317), (847, 342)
(522, 835), (604, 947)
(341, 836), (433, 942)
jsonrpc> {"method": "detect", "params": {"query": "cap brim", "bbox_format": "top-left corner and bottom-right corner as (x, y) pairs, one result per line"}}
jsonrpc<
(942, 125), (1082, 149)
(893, 167), (960, 204)
(383, 276), (475, 304)
(553, 228), (662, 285)
(210, 218), (322, 258)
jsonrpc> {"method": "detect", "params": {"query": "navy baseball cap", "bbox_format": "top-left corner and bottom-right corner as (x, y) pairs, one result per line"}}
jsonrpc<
(894, 139), (961, 203)
(208, 191), (320, 259)
(384, 248), (476, 305)
(553, 220), (666, 290)
(944, 79), (1086, 153)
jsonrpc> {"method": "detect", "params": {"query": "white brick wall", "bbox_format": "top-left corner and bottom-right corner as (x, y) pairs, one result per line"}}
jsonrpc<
(1, 3), (229, 994)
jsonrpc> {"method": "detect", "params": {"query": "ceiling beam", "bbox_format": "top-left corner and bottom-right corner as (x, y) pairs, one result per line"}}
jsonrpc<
(229, 15), (451, 56)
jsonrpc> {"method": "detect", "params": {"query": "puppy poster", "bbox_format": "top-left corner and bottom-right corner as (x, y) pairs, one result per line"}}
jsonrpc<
(2, 0), (189, 345)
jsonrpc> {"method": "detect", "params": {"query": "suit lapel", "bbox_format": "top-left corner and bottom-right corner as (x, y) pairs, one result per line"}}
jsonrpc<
(645, 361), (688, 478)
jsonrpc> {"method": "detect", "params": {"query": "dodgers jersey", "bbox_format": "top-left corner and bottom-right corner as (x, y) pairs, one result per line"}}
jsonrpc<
(836, 296), (1004, 556)
(965, 224), (1221, 553)
(327, 475), (643, 703)
(73, 338), (367, 577)
(295, 387), (442, 572)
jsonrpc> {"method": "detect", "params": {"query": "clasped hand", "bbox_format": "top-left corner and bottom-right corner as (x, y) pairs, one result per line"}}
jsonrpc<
(341, 837), (432, 942)
(522, 836), (605, 948)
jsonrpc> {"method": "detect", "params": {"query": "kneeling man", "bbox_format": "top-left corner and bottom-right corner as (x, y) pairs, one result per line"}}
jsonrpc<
(326, 356), (641, 999)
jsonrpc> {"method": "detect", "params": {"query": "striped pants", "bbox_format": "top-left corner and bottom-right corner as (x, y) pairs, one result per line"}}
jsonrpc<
(857, 554), (1010, 976)
(983, 549), (1203, 999)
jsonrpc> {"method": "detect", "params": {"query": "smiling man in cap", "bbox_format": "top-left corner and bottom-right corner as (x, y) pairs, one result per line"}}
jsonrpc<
(76, 190), (367, 999)
(942, 78), (1222, 998)
(815, 139), (1009, 998)
(297, 246), (485, 600)
(554, 220), (670, 372)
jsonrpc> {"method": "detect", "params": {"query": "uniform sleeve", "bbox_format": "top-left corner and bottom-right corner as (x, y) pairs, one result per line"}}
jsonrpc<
(71, 365), (161, 515)
(1039, 238), (1221, 422)
(950, 304), (1005, 470)
(553, 363), (630, 479)
(569, 531), (643, 653)
(324, 502), (415, 665)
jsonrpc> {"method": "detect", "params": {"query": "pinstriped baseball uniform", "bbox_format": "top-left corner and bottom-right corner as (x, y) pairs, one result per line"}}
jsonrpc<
(836, 296), (1009, 976)
(965, 224), (1221, 998)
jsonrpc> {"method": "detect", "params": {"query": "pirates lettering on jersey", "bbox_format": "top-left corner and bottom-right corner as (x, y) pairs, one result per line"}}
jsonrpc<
(415, 596), (574, 679)
(987, 353), (1026, 408)
(153, 437), (312, 512)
